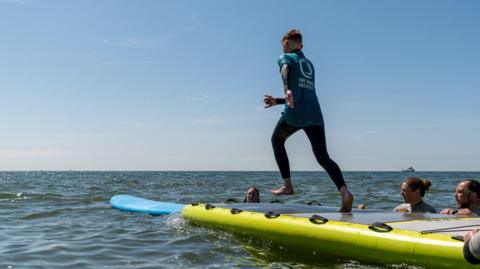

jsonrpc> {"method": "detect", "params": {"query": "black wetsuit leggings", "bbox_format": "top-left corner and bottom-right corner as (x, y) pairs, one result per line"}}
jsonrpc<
(271, 118), (346, 190)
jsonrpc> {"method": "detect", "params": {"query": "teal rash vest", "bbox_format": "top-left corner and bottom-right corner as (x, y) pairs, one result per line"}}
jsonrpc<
(278, 50), (324, 127)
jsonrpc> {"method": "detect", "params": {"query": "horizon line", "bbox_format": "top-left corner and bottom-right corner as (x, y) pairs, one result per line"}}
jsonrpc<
(0, 170), (479, 173)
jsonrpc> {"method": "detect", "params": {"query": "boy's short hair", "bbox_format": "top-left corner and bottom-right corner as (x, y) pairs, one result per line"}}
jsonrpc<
(282, 29), (302, 43)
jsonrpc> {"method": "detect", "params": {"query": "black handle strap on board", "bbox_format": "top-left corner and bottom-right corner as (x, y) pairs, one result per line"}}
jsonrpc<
(307, 201), (322, 206)
(451, 235), (465, 242)
(309, 214), (329, 224)
(191, 202), (199, 206)
(270, 200), (284, 204)
(265, 211), (280, 219)
(225, 198), (238, 204)
(368, 222), (393, 233)
(230, 208), (243, 215)
(205, 203), (215, 210)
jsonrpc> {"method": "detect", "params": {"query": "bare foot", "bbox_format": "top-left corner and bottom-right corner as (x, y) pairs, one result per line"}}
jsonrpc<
(271, 186), (294, 195)
(339, 186), (354, 212)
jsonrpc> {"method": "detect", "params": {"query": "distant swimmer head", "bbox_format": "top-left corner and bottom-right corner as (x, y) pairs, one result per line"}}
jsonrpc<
(244, 187), (260, 203)
(357, 204), (366, 210)
(401, 177), (431, 204)
(282, 29), (303, 53)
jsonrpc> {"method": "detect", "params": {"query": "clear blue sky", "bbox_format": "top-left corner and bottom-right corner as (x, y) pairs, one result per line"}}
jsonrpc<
(0, 0), (478, 171)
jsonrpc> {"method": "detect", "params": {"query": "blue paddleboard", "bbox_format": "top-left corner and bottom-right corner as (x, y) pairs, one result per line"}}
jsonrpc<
(110, 195), (185, 215)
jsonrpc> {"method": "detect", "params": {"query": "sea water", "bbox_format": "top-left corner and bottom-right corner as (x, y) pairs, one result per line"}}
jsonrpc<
(1, 171), (478, 268)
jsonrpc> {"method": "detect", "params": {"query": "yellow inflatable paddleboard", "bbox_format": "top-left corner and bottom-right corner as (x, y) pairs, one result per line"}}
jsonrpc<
(183, 203), (479, 268)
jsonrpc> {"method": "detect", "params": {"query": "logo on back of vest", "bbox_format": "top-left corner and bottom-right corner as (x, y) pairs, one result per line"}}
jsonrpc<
(299, 59), (313, 79)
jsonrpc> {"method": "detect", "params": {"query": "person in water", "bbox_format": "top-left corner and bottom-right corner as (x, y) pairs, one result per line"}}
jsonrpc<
(464, 229), (480, 264)
(441, 179), (480, 216)
(263, 29), (353, 212)
(393, 177), (436, 213)
(244, 187), (260, 203)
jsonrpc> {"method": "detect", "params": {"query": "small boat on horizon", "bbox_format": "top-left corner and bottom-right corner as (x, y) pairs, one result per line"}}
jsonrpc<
(402, 166), (415, 172)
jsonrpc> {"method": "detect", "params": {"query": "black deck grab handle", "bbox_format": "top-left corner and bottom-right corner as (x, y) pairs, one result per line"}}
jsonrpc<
(205, 203), (215, 210)
(225, 198), (238, 204)
(230, 208), (243, 215)
(265, 211), (280, 219)
(308, 201), (322, 206)
(191, 202), (199, 206)
(368, 222), (393, 233)
(452, 235), (465, 242)
(309, 214), (329, 224)
(270, 200), (284, 204)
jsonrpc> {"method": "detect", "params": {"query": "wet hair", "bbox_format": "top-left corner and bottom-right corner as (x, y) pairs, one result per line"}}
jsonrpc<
(404, 177), (431, 197)
(243, 187), (260, 203)
(463, 179), (480, 198)
(282, 29), (302, 43)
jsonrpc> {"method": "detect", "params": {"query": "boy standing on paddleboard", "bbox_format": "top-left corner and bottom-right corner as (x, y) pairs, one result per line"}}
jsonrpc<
(264, 29), (354, 212)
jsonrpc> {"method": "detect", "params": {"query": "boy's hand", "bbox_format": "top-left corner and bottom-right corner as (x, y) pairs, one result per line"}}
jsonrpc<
(264, 95), (276, 108)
